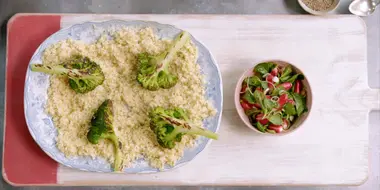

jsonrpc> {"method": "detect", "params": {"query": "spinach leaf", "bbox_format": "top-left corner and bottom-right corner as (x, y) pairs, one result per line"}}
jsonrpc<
(293, 93), (306, 116)
(263, 98), (276, 111)
(280, 65), (292, 78)
(254, 62), (275, 76)
(284, 103), (296, 116)
(266, 129), (276, 134)
(280, 76), (291, 83)
(253, 90), (264, 106)
(242, 91), (255, 104)
(246, 76), (261, 87)
(271, 86), (285, 96)
(269, 114), (283, 125)
(245, 108), (260, 117)
(285, 74), (299, 83)
(284, 74), (304, 84)
(256, 122), (267, 132)
(261, 81), (269, 89)
(287, 92), (294, 100)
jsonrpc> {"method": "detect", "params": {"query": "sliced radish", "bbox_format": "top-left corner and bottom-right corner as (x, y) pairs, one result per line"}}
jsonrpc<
(271, 67), (278, 76)
(256, 114), (269, 125)
(287, 99), (295, 105)
(268, 124), (283, 133)
(295, 80), (302, 93)
(240, 100), (251, 111)
(266, 74), (274, 82)
(272, 76), (279, 83)
(278, 82), (292, 90)
(240, 84), (247, 94)
(253, 103), (261, 109)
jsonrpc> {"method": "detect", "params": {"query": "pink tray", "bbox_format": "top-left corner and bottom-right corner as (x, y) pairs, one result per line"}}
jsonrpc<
(3, 14), (61, 186)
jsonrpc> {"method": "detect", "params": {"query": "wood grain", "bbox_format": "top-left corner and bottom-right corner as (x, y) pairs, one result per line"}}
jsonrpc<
(55, 14), (379, 186)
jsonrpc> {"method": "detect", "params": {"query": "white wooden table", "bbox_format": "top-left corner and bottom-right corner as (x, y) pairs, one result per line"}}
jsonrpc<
(48, 14), (379, 186)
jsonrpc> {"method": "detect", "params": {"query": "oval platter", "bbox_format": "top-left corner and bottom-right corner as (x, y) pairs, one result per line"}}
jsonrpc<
(23, 20), (223, 173)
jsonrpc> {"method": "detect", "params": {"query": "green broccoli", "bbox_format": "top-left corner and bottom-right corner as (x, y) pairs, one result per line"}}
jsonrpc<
(87, 99), (122, 172)
(30, 55), (105, 94)
(137, 31), (191, 91)
(149, 106), (218, 149)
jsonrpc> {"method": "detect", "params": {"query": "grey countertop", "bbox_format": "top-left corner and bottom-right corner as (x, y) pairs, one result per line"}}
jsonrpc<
(0, 0), (379, 190)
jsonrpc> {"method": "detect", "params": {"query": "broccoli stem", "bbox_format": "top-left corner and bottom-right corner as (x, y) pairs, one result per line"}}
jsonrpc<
(185, 127), (219, 140)
(30, 64), (70, 75)
(31, 64), (102, 80)
(157, 31), (190, 72)
(161, 115), (219, 140)
(102, 133), (122, 172)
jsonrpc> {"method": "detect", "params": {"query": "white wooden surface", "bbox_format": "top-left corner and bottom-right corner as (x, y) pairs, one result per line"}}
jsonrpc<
(57, 14), (380, 186)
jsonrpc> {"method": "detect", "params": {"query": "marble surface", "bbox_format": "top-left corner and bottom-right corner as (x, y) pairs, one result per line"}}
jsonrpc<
(0, 0), (379, 189)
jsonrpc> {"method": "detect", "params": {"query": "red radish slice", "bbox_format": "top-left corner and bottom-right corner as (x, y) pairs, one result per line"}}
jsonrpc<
(266, 74), (274, 82)
(266, 74), (274, 89)
(240, 84), (247, 94)
(287, 99), (295, 105)
(240, 100), (252, 111)
(268, 124), (283, 133)
(276, 93), (288, 111)
(271, 67), (278, 76)
(256, 114), (269, 125)
(278, 82), (292, 90)
(279, 93), (288, 105)
(253, 103), (261, 109)
(295, 80), (302, 93)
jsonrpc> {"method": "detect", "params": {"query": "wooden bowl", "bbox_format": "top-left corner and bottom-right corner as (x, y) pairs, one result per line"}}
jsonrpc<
(234, 60), (313, 135)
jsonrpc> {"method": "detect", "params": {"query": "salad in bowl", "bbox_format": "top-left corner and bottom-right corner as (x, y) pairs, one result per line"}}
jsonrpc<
(235, 61), (311, 135)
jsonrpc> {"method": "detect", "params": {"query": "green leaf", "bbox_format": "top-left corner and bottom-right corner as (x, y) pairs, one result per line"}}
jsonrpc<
(293, 93), (306, 116)
(269, 114), (283, 125)
(285, 74), (299, 83)
(281, 65), (292, 78)
(261, 81), (268, 89)
(284, 103), (296, 116)
(242, 91), (255, 104)
(280, 76), (291, 82)
(254, 62), (275, 76)
(284, 74), (304, 84)
(253, 90), (264, 106)
(245, 108), (260, 117)
(246, 76), (261, 87)
(266, 129), (276, 134)
(271, 86), (285, 96)
(263, 98), (276, 111)
(256, 122), (267, 132)
(287, 92), (294, 100)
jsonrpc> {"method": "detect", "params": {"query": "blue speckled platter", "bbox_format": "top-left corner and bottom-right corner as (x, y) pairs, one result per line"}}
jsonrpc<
(23, 20), (223, 173)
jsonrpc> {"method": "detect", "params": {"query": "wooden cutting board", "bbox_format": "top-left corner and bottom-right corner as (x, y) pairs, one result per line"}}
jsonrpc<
(4, 13), (379, 186)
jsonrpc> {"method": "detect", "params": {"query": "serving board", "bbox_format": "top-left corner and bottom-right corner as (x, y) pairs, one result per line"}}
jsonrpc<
(3, 13), (379, 186)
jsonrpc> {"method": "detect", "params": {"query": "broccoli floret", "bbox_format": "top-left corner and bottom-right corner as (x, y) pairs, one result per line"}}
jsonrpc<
(30, 55), (105, 94)
(87, 99), (122, 172)
(137, 31), (191, 91)
(149, 107), (219, 149)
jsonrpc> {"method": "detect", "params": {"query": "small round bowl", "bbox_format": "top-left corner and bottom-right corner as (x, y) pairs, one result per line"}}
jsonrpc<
(234, 60), (313, 136)
(298, 0), (340, 15)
